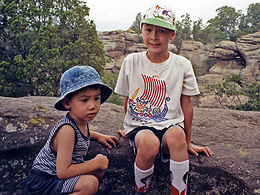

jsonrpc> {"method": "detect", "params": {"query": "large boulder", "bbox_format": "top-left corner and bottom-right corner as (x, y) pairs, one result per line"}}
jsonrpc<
(209, 41), (240, 60)
(1, 96), (260, 194)
(179, 40), (210, 76)
(208, 40), (245, 76)
(98, 30), (177, 73)
(98, 30), (139, 59)
(237, 31), (260, 83)
(208, 31), (260, 83)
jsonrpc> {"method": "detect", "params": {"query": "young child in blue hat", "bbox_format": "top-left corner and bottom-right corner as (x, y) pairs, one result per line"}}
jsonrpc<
(115, 5), (213, 195)
(22, 66), (119, 194)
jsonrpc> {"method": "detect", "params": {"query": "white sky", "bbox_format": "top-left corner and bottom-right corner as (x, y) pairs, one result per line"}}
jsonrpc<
(84, 0), (259, 32)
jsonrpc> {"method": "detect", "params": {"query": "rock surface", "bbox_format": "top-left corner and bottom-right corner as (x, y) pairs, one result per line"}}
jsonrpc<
(209, 31), (260, 83)
(1, 96), (260, 194)
(98, 30), (177, 73)
(209, 41), (240, 60)
(179, 40), (210, 76)
(237, 31), (260, 83)
(99, 30), (260, 85)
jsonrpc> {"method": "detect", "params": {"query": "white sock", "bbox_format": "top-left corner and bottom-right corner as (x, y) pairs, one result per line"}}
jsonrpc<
(170, 159), (189, 195)
(134, 162), (154, 193)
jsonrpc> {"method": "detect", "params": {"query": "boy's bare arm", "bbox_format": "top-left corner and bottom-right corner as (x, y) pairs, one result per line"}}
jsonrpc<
(90, 131), (119, 149)
(181, 94), (193, 145)
(124, 96), (129, 114)
(118, 96), (129, 137)
(54, 126), (109, 179)
(181, 94), (213, 156)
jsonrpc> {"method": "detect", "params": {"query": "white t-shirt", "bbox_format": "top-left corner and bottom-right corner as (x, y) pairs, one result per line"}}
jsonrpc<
(115, 51), (199, 134)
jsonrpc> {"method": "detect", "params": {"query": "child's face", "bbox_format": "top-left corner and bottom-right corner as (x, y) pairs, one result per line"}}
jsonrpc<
(64, 87), (101, 123)
(141, 24), (175, 56)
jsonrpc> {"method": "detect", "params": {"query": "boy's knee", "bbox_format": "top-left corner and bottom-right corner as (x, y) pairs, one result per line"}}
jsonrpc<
(75, 175), (99, 194)
(165, 127), (186, 147)
(136, 131), (160, 156)
(85, 176), (99, 194)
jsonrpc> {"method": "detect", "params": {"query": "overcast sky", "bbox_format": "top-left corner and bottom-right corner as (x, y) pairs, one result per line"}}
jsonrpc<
(84, 0), (259, 32)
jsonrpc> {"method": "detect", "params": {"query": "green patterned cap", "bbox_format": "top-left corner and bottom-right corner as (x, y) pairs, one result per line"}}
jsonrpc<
(141, 5), (177, 31)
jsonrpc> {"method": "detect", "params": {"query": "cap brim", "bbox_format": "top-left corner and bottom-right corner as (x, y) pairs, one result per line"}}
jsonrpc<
(141, 18), (176, 31)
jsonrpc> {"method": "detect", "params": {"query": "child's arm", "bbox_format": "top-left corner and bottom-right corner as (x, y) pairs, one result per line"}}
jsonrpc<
(53, 125), (109, 179)
(118, 96), (129, 137)
(181, 94), (213, 156)
(124, 96), (129, 114)
(90, 131), (119, 149)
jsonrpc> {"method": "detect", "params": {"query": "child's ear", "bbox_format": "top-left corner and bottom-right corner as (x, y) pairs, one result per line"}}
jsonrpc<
(62, 98), (71, 110)
(170, 31), (176, 40)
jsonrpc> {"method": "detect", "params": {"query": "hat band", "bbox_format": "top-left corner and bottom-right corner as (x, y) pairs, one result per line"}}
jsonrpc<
(142, 18), (176, 31)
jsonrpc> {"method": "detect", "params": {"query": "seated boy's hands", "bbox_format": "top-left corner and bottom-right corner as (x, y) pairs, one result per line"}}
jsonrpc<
(187, 143), (213, 157)
(98, 134), (119, 149)
(94, 154), (109, 170)
(118, 130), (128, 137)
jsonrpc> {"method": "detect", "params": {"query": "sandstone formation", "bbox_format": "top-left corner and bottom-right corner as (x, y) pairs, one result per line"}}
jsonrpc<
(237, 31), (260, 83)
(209, 31), (260, 84)
(179, 40), (210, 76)
(209, 41), (240, 60)
(98, 30), (177, 73)
(208, 40), (244, 76)
(98, 30), (212, 76)
(99, 30), (260, 86)
(1, 96), (260, 194)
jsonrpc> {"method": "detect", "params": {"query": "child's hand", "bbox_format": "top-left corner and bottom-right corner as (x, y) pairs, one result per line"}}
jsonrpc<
(187, 143), (213, 157)
(97, 134), (119, 149)
(94, 154), (109, 170)
(118, 130), (128, 137)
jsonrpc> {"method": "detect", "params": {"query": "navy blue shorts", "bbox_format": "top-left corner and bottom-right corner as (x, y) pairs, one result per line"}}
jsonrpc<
(128, 125), (185, 162)
(21, 169), (80, 194)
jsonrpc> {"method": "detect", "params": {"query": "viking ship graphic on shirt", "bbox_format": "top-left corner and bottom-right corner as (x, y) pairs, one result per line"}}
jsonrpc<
(128, 74), (170, 123)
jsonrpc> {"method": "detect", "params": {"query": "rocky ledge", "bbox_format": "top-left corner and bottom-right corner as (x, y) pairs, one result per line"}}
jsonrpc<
(1, 96), (260, 194)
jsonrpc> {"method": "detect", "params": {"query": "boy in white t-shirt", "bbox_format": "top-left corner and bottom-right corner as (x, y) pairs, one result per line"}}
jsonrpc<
(115, 5), (213, 195)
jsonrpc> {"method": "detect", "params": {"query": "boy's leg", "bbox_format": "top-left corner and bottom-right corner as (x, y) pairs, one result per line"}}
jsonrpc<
(169, 160), (189, 195)
(134, 163), (154, 194)
(134, 130), (160, 193)
(70, 175), (99, 195)
(162, 126), (189, 195)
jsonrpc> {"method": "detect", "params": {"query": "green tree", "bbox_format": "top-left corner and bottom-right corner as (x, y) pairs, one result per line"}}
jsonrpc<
(244, 3), (260, 34)
(174, 13), (192, 49)
(174, 20), (183, 50)
(207, 6), (241, 41)
(129, 12), (142, 35)
(192, 18), (204, 42)
(0, 0), (105, 97)
(206, 74), (260, 111)
(180, 13), (192, 40)
(102, 72), (124, 106)
(237, 13), (248, 36)
(241, 82), (260, 111)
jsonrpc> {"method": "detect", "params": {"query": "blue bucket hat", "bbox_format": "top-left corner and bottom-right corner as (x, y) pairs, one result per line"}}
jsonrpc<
(54, 66), (112, 111)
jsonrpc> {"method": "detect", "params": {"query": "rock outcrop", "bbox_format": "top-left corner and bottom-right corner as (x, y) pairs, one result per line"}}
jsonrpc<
(209, 31), (260, 83)
(98, 30), (177, 73)
(209, 41), (240, 60)
(1, 96), (260, 194)
(208, 40), (244, 76)
(99, 30), (260, 85)
(179, 40), (210, 76)
(237, 31), (260, 83)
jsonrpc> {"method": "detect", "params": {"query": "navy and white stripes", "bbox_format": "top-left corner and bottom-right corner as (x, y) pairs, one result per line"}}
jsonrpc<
(32, 113), (90, 193)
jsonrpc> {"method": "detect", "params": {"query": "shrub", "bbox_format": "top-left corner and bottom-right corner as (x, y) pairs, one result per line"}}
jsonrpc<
(206, 74), (260, 111)
(102, 72), (124, 106)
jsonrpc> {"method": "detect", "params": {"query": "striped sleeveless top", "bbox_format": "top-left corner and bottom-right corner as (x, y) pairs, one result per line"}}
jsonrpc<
(32, 113), (90, 175)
